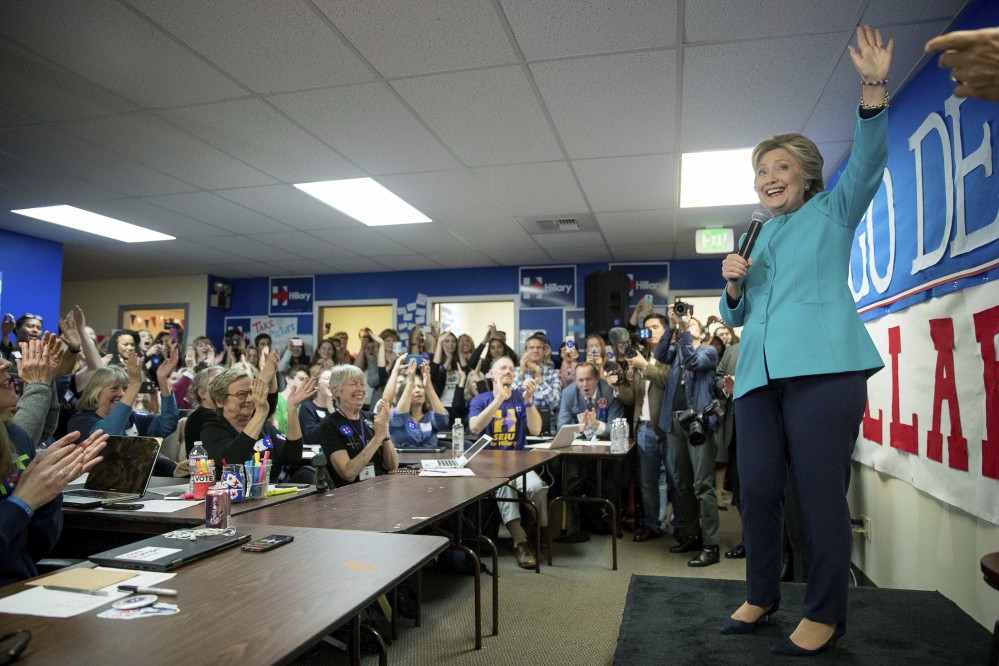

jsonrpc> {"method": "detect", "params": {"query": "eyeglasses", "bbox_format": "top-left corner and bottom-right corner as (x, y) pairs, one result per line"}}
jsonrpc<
(227, 390), (253, 400)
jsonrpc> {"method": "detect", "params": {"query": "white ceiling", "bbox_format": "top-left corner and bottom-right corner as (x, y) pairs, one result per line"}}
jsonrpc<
(0, 0), (966, 280)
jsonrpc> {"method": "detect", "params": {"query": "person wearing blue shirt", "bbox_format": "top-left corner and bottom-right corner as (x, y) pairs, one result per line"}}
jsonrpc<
(390, 359), (449, 449)
(68, 351), (180, 476)
(1, 354), (109, 585)
(718, 25), (893, 657)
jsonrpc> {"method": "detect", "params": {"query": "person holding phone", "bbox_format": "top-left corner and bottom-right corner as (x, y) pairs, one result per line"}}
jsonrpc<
(390, 358), (449, 449)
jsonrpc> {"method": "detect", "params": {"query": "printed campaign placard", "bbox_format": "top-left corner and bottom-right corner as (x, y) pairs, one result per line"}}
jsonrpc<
(609, 262), (670, 306)
(519, 265), (576, 308)
(269, 276), (314, 315)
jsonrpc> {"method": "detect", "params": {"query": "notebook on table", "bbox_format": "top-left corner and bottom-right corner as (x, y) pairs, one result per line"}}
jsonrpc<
(62, 436), (161, 508)
(89, 531), (251, 572)
(421, 435), (491, 470)
(526, 424), (583, 450)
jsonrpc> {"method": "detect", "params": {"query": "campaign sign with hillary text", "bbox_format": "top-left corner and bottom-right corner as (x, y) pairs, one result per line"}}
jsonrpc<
(519, 265), (576, 308)
(268, 276), (314, 315)
(609, 262), (670, 306)
(837, 0), (999, 524)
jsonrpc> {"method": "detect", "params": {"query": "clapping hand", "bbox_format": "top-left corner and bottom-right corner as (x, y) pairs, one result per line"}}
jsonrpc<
(17, 334), (63, 385)
(723, 375), (735, 395)
(155, 347), (179, 392)
(521, 377), (537, 403)
(288, 376), (317, 407)
(373, 399), (390, 434)
(12, 430), (109, 510)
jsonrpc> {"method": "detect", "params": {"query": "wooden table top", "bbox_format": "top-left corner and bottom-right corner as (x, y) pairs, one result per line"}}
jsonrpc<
(0, 525), (448, 665)
(235, 474), (507, 533)
(397, 448), (562, 479)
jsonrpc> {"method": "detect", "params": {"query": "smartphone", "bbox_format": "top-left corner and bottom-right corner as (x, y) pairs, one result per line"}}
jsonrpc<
(393, 341), (405, 355)
(169, 327), (178, 343)
(643, 294), (654, 306)
(139, 380), (157, 393)
(564, 335), (575, 349)
(241, 534), (294, 552)
(291, 337), (302, 346)
(639, 328), (652, 340)
(405, 354), (423, 364)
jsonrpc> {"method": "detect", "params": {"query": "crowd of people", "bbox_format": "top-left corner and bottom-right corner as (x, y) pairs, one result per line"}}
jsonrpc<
(4, 21), (984, 656)
(0, 305), (744, 578)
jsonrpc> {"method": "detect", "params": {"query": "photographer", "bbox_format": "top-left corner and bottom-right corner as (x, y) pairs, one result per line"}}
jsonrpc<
(656, 305), (721, 567)
(616, 314), (678, 543)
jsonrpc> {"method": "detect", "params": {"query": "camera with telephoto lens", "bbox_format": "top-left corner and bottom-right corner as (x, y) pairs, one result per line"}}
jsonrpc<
(676, 399), (723, 445)
(673, 299), (693, 317)
(624, 328), (652, 358)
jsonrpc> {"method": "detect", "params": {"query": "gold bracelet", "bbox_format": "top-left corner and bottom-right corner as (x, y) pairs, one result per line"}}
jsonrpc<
(860, 90), (890, 110)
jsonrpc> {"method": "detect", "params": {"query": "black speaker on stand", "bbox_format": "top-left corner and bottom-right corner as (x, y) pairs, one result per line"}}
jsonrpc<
(584, 270), (630, 338)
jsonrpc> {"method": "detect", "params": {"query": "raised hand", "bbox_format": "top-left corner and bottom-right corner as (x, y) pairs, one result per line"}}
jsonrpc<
(848, 24), (893, 82)
(126, 351), (143, 388)
(288, 376), (317, 407)
(927, 27), (999, 103)
(373, 399), (390, 433)
(156, 347), (179, 391)
(1, 313), (15, 342)
(185, 345), (196, 369)
(17, 335), (63, 385)
(521, 377), (537, 403)
(260, 350), (280, 385)
(59, 311), (81, 351)
(251, 378), (270, 413)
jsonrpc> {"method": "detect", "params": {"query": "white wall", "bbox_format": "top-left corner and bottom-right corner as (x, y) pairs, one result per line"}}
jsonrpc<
(61, 275), (208, 339)
(849, 463), (999, 628)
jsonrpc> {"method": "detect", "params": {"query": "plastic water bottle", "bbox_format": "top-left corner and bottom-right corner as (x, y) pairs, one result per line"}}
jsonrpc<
(189, 441), (207, 493)
(451, 419), (464, 458)
(611, 419), (629, 453)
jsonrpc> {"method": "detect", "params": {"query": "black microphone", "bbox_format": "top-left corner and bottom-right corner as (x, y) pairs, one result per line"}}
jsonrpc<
(729, 210), (769, 283)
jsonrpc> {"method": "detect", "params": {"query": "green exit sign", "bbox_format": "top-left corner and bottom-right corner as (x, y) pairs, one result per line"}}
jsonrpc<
(696, 228), (734, 254)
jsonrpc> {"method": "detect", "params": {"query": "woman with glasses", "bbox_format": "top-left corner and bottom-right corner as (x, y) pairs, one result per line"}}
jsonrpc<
(200, 359), (314, 482)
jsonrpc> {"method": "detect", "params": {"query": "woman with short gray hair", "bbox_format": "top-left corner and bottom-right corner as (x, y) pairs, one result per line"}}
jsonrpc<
(319, 365), (397, 487)
(199, 357), (315, 482)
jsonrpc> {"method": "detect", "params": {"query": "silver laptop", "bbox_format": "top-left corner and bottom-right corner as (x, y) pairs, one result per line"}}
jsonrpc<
(62, 436), (161, 508)
(528, 424), (582, 449)
(422, 435), (492, 470)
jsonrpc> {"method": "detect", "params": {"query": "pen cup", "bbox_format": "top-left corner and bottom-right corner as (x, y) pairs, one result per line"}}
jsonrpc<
(192, 462), (216, 500)
(245, 460), (272, 500)
(220, 464), (245, 504)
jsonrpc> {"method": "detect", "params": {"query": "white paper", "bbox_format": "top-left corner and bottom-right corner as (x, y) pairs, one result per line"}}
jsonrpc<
(416, 293), (427, 305)
(0, 571), (175, 618)
(419, 468), (475, 477)
(397, 307), (407, 316)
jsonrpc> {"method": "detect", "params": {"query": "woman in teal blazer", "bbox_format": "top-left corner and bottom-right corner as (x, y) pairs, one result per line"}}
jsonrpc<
(717, 25), (893, 656)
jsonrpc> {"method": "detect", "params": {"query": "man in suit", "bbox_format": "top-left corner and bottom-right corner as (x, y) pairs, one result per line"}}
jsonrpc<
(554, 362), (624, 539)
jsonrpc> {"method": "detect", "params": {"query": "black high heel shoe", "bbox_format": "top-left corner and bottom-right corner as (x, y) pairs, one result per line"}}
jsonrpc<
(720, 600), (780, 635)
(770, 623), (845, 656)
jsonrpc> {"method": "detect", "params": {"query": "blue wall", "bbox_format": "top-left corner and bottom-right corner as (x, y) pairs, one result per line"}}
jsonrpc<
(206, 259), (724, 345)
(0, 229), (63, 334)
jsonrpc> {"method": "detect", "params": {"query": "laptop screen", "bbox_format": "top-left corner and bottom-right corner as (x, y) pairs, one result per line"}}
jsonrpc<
(461, 435), (492, 462)
(83, 436), (160, 494)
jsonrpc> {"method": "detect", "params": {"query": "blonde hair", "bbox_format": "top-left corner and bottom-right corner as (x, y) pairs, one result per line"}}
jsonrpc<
(752, 133), (824, 201)
(78, 366), (129, 412)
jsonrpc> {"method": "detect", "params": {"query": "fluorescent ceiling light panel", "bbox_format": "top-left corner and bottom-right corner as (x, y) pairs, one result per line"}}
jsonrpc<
(12, 205), (174, 242)
(680, 148), (758, 208)
(294, 178), (431, 227)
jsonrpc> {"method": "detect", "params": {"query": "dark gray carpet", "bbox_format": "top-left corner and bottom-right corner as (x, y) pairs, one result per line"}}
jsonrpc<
(615, 575), (992, 665)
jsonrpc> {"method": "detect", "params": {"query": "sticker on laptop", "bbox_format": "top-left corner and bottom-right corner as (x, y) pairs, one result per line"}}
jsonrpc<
(114, 547), (182, 562)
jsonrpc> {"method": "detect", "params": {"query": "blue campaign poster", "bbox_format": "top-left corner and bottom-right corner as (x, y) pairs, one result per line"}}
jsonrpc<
(519, 265), (576, 308)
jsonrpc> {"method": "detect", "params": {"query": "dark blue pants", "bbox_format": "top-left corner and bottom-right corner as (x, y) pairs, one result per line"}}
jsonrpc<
(735, 371), (866, 624)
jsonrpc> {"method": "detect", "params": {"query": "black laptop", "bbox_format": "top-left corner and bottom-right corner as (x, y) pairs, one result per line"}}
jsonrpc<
(89, 531), (252, 572)
(62, 436), (161, 508)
